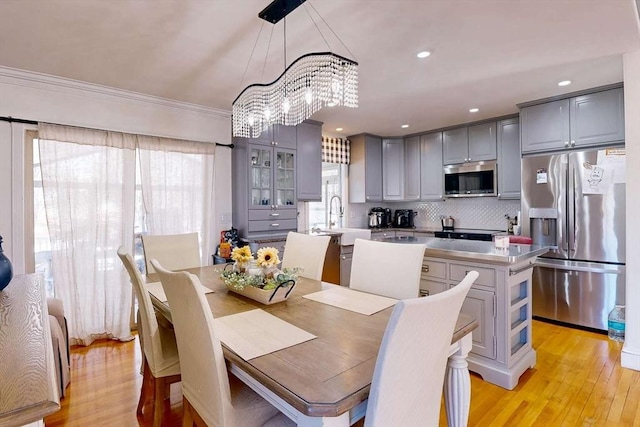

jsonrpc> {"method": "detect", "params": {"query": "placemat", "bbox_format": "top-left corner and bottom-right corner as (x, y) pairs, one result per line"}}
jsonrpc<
(303, 286), (397, 315)
(214, 309), (317, 360)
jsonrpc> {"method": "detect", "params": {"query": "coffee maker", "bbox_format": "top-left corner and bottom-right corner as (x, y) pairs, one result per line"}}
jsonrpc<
(394, 209), (416, 228)
(368, 207), (392, 228)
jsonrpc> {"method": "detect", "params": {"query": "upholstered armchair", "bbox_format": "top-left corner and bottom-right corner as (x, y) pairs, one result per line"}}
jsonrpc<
(47, 297), (70, 397)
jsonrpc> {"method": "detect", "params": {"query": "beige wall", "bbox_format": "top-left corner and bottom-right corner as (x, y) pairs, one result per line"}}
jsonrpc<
(0, 67), (233, 272)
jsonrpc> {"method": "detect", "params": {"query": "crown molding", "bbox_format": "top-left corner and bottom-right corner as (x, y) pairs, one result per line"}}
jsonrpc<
(0, 66), (231, 119)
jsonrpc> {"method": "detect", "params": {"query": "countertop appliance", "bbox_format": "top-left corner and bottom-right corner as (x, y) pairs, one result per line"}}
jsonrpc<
(434, 229), (498, 241)
(441, 216), (455, 231)
(521, 146), (626, 331)
(444, 160), (497, 197)
(394, 209), (416, 228)
(368, 207), (391, 228)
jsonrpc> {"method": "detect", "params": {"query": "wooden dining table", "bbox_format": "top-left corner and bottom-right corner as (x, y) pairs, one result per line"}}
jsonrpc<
(148, 265), (478, 427)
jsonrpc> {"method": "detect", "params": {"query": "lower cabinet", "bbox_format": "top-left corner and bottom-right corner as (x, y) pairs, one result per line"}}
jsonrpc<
(339, 245), (354, 286)
(420, 255), (536, 390)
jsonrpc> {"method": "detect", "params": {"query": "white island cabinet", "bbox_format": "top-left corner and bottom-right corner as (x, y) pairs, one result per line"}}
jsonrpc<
(382, 236), (548, 390)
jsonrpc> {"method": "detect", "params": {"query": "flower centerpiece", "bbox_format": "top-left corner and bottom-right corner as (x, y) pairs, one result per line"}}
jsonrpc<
(220, 246), (301, 304)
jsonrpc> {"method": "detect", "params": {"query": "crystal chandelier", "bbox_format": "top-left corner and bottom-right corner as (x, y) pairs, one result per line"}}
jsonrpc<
(232, 0), (359, 138)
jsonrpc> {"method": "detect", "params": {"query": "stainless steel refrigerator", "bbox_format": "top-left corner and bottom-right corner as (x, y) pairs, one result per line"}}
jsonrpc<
(521, 146), (626, 331)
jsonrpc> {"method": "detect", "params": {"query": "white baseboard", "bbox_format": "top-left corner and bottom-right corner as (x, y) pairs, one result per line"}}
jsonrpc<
(621, 347), (640, 371)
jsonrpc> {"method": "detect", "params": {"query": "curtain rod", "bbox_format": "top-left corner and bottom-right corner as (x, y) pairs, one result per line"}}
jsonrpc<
(0, 116), (234, 148)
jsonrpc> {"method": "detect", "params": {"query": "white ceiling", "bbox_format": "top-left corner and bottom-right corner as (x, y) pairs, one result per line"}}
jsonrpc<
(1, 0), (639, 137)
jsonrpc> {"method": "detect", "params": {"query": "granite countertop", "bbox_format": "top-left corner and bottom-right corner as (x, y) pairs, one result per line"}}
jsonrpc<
(376, 236), (549, 265)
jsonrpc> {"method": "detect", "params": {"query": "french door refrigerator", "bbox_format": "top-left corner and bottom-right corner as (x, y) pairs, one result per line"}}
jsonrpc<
(521, 146), (625, 331)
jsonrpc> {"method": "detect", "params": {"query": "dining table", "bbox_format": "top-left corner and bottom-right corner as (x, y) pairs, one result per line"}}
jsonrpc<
(147, 265), (478, 427)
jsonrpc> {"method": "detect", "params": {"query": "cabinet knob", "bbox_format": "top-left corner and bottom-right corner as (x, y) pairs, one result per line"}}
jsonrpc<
(422, 265), (430, 273)
(467, 157), (471, 162)
(270, 223), (280, 227)
(570, 140), (576, 147)
(564, 141), (570, 147)
(340, 256), (347, 260)
(269, 213), (280, 217)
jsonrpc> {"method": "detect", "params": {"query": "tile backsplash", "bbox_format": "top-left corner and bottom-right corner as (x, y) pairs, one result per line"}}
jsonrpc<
(348, 198), (520, 231)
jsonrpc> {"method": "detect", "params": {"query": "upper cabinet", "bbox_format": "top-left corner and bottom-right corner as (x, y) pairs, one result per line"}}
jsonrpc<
(349, 134), (383, 203)
(382, 138), (404, 201)
(296, 121), (322, 201)
(443, 122), (497, 165)
(521, 87), (624, 154)
(496, 118), (521, 199)
(420, 132), (444, 201)
(247, 123), (298, 149)
(404, 136), (421, 201)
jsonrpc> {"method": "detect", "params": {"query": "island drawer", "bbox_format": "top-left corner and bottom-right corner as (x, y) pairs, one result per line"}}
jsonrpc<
(249, 209), (297, 221)
(450, 263), (496, 287)
(421, 259), (447, 279)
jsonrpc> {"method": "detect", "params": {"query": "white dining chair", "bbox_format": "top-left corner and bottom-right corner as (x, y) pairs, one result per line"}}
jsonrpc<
(141, 232), (201, 273)
(117, 247), (181, 427)
(151, 259), (295, 427)
(365, 270), (478, 427)
(281, 231), (331, 281)
(349, 238), (425, 299)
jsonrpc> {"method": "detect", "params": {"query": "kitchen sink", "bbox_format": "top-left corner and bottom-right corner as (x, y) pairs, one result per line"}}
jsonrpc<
(320, 228), (371, 246)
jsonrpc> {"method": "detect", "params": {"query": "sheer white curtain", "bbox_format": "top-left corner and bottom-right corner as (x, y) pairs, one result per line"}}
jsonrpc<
(137, 135), (216, 268)
(38, 123), (136, 345)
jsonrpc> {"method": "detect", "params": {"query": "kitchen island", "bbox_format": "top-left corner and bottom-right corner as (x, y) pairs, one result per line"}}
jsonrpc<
(375, 235), (549, 390)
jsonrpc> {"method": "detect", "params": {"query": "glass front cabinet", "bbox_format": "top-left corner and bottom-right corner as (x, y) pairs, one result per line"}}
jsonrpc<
(248, 145), (296, 209)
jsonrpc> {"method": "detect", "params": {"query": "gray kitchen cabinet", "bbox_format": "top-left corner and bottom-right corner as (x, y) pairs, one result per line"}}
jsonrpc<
(404, 136), (421, 200)
(339, 245), (353, 286)
(497, 118), (521, 199)
(382, 138), (404, 201)
(349, 134), (383, 202)
(443, 127), (469, 165)
(232, 138), (297, 239)
(419, 132), (444, 200)
(468, 122), (497, 161)
(521, 87), (624, 153)
(444, 123), (497, 165)
(296, 121), (322, 201)
(421, 255), (536, 390)
(249, 124), (298, 149)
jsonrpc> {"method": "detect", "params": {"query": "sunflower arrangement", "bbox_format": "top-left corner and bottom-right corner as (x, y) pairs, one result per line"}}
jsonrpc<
(256, 247), (280, 268)
(230, 246), (253, 263)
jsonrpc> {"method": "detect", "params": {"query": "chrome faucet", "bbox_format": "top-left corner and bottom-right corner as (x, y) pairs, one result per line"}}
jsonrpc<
(328, 195), (344, 229)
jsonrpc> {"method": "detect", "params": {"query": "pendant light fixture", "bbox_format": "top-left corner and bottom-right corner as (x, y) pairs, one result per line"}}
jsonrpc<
(232, 0), (359, 138)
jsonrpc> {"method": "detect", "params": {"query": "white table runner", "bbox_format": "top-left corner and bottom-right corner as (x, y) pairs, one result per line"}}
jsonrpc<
(214, 309), (317, 360)
(146, 281), (213, 303)
(303, 286), (397, 315)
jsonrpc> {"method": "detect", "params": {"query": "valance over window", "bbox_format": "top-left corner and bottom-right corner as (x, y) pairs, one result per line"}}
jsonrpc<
(321, 136), (350, 164)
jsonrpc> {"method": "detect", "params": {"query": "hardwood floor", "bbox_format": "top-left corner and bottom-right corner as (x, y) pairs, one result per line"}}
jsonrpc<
(44, 320), (639, 426)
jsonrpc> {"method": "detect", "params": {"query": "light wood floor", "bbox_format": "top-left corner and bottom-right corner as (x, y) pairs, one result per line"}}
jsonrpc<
(44, 320), (639, 427)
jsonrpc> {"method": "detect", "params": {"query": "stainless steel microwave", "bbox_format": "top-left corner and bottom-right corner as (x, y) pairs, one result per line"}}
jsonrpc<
(443, 160), (497, 197)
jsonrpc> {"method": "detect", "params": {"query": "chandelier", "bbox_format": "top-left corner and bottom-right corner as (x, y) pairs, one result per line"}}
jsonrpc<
(232, 0), (359, 138)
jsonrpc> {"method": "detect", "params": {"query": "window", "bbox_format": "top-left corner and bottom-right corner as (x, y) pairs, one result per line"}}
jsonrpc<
(307, 162), (347, 229)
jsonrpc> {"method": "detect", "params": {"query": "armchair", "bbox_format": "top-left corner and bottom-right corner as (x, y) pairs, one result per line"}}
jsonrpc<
(47, 297), (70, 398)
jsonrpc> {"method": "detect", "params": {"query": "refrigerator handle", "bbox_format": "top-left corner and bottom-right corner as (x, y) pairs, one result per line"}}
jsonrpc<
(568, 161), (576, 253)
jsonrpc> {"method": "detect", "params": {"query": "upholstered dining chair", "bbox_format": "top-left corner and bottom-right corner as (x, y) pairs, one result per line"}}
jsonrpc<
(364, 270), (478, 427)
(117, 247), (181, 427)
(151, 259), (294, 427)
(141, 232), (201, 274)
(281, 231), (331, 281)
(349, 238), (425, 299)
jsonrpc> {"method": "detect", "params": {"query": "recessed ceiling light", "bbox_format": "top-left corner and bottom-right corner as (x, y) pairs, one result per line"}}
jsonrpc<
(327, 101), (336, 107)
(558, 80), (572, 87)
(417, 51), (431, 59)
(401, 124), (409, 128)
(469, 108), (479, 113)
(336, 127), (343, 132)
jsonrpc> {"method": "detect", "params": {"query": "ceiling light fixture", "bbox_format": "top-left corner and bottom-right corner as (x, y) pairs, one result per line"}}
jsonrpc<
(469, 108), (479, 113)
(336, 127), (343, 132)
(401, 124), (409, 128)
(232, 0), (359, 138)
(417, 51), (431, 58)
(558, 80), (572, 87)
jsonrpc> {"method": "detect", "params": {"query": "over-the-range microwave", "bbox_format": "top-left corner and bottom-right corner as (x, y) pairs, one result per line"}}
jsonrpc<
(443, 160), (497, 197)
